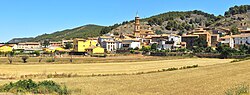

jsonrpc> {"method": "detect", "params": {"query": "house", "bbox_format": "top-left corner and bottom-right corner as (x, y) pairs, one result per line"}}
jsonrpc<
(211, 34), (220, 47)
(49, 41), (62, 47)
(98, 36), (115, 47)
(157, 34), (182, 50)
(239, 28), (250, 34)
(73, 39), (97, 52)
(85, 46), (105, 54)
(193, 32), (212, 47)
(122, 39), (140, 49)
(15, 42), (41, 50)
(14, 42), (42, 53)
(181, 35), (199, 49)
(220, 35), (234, 48)
(0, 45), (13, 53)
(102, 40), (122, 52)
(62, 39), (74, 47)
(232, 33), (250, 47)
(98, 36), (122, 52)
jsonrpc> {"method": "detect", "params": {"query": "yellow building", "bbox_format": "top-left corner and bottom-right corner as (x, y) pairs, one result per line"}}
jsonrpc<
(0, 45), (13, 53)
(85, 46), (105, 54)
(73, 39), (97, 52)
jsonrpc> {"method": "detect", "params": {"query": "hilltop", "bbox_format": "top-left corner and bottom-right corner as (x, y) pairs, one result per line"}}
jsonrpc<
(8, 5), (250, 42)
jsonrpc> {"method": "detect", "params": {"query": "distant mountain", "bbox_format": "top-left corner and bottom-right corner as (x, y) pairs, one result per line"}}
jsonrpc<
(8, 37), (34, 43)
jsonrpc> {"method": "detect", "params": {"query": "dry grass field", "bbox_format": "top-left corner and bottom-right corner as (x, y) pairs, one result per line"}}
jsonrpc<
(0, 55), (187, 64)
(0, 58), (232, 78)
(0, 57), (243, 95)
(51, 60), (250, 95)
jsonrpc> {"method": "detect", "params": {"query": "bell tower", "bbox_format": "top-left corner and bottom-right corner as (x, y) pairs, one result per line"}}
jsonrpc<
(134, 12), (140, 37)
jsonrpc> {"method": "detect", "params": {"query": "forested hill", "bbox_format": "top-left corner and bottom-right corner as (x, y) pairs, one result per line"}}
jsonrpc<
(32, 24), (104, 41)
(8, 24), (105, 43)
(110, 10), (222, 35)
(110, 5), (250, 35)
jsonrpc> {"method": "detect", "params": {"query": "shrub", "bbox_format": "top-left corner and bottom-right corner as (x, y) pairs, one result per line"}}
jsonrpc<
(8, 57), (13, 64)
(225, 83), (249, 95)
(162, 67), (178, 71)
(0, 79), (68, 95)
(21, 56), (29, 63)
(130, 50), (135, 54)
(46, 59), (55, 63)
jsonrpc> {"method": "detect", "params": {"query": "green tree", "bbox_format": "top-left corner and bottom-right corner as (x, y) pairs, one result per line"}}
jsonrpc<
(141, 46), (151, 52)
(194, 38), (207, 48)
(151, 43), (158, 50)
(43, 40), (50, 48)
(64, 43), (73, 49)
(230, 26), (240, 35)
(113, 32), (119, 35)
(155, 30), (163, 35)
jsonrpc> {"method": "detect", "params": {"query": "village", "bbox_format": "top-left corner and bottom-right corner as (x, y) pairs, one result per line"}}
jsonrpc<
(1, 1), (250, 95)
(0, 14), (250, 58)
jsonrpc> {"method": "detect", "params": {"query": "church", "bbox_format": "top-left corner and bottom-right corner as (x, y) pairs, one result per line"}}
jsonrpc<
(133, 14), (155, 38)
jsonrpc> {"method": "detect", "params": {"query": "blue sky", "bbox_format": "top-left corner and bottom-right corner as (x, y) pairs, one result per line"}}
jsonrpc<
(0, 0), (249, 42)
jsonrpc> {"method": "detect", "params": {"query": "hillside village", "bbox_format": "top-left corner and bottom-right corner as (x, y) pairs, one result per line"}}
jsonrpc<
(0, 13), (250, 58)
(2, 3), (250, 95)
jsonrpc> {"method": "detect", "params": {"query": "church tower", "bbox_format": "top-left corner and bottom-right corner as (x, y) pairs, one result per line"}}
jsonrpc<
(134, 12), (141, 37)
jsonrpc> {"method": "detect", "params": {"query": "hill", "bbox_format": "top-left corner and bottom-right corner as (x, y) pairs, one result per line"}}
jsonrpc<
(33, 24), (104, 41)
(111, 10), (221, 35)
(8, 24), (105, 42)
(111, 5), (250, 35)
(8, 37), (34, 43)
(211, 5), (250, 28)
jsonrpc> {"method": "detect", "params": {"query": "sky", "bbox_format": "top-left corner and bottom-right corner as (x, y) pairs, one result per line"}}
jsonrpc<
(0, 0), (249, 42)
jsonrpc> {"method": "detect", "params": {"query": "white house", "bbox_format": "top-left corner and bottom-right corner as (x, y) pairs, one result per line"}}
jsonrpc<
(220, 35), (235, 48)
(14, 42), (42, 50)
(157, 34), (182, 50)
(98, 36), (115, 47)
(98, 36), (123, 52)
(232, 33), (250, 46)
(102, 40), (122, 52)
(122, 39), (140, 49)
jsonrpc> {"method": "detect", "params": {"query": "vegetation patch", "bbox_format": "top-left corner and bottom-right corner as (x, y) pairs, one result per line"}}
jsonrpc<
(231, 57), (250, 63)
(89, 65), (199, 77)
(225, 83), (249, 95)
(0, 79), (68, 95)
